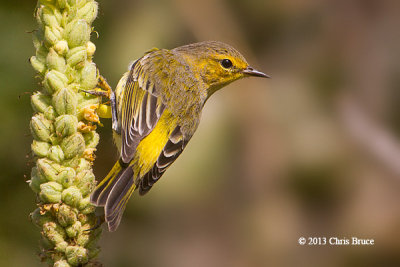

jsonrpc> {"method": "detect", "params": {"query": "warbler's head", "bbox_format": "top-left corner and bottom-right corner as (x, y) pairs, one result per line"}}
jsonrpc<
(173, 41), (269, 96)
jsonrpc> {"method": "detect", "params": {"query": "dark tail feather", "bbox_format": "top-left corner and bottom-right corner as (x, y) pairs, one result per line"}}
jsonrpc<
(90, 160), (124, 207)
(90, 160), (136, 231)
(105, 167), (135, 231)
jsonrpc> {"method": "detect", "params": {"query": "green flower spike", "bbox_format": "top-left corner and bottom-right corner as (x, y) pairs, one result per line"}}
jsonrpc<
(29, 1), (103, 266)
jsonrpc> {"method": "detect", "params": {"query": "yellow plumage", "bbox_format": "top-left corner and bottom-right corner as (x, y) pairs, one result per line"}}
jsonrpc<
(90, 41), (269, 231)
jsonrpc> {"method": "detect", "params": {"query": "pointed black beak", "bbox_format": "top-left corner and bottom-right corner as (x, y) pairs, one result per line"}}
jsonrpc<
(242, 66), (270, 78)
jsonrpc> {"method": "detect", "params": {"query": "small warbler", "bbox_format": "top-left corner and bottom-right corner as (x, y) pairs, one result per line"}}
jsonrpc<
(90, 41), (269, 231)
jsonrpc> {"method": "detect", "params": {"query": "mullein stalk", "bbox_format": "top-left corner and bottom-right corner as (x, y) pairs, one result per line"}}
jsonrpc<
(29, 0), (102, 266)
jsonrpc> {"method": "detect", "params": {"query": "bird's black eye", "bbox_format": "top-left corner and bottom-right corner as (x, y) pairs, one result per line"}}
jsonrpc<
(221, 59), (233, 68)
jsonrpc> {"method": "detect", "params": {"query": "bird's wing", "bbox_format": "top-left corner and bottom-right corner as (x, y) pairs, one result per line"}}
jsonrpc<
(120, 60), (166, 163)
(138, 126), (190, 195)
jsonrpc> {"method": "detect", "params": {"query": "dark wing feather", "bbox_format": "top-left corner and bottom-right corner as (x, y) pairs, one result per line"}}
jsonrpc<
(120, 62), (165, 163)
(138, 126), (189, 195)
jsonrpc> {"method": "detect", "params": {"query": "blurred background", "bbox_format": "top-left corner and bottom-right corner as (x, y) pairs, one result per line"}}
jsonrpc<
(1, 0), (400, 266)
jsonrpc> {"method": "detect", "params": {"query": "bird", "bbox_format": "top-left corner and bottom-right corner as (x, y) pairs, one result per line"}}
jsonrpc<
(90, 41), (269, 231)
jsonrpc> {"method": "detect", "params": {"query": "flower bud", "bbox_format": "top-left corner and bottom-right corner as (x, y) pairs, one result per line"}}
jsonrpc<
(75, 170), (95, 196)
(67, 0), (77, 6)
(29, 166), (47, 193)
(55, 115), (78, 137)
(83, 131), (99, 148)
(30, 208), (53, 228)
(52, 88), (77, 115)
(62, 186), (82, 207)
(57, 204), (77, 227)
(79, 62), (97, 90)
(43, 221), (67, 246)
(48, 145), (65, 162)
(76, 232), (90, 247)
(61, 132), (85, 159)
(40, 182), (63, 203)
(36, 44), (48, 62)
(44, 26), (62, 47)
(80, 203), (95, 215)
(44, 106), (57, 121)
(75, 158), (91, 174)
(32, 140), (51, 158)
(30, 114), (54, 142)
(43, 70), (68, 94)
(54, 40), (69, 56)
(31, 91), (51, 113)
(30, 56), (47, 74)
(86, 41), (96, 57)
(77, 196), (90, 210)
(66, 46), (87, 68)
(66, 221), (81, 238)
(60, 167), (76, 188)
(77, 1), (98, 24)
(54, 259), (69, 267)
(64, 19), (90, 48)
(66, 245), (88, 266)
(46, 48), (66, 72)
(37, 158), (61, 183)
(40, 6), (60, 28)
(57, 0), (67, 9)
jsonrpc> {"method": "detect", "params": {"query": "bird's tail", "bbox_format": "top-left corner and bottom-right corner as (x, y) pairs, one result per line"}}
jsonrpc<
(90, 159), (136, 231)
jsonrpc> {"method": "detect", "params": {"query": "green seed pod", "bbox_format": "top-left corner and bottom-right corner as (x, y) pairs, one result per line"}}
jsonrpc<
(61, 186), (82, 207)
(40, 6), (60, 28)
(83, 131), (99, 148)
(57, 204), (77, 227)
(61, 132), (85, 159)
(60, 167), (76, 188)
(30, 56), (47, 74)
(40, 182), (63, 203)
(48, 145), (65, 162)
(67, 0), (77, 6)
(30, 208), (53, 228)
(52, 88), (77, 115)
(43, 69), (68, 94)
(30, 113), (54, 142)
(43, 221), (67, 246)
(32, 140), (51, 158)
(44, 26), (61, 47)
(80, 204), (95, 215)
(57, 0), (67, 9)
(75, 158), (91, 174)
(30, 166), (47, 193)
(66, 46), (87, 68)
(77, 1), (98, 24)
(66, 221), (81, 238)
(44, 106), (57, 121)
(77, 196), (90, 210)
(46, 48), (66, 72)
(31, 91), (51, 113)
(75, 170), (95, 196)
(54, 259), (70, 267)
(54, 40), (69, 56)
(37, 158), (62, 182)
(86, 41), (96, 57)
(55, 115), (78, 137)
(66, 245), (88, 266)
(76, 232), (90, 247)
(55, 240), (69, 253)
(79, 62), (97, 90)
(64, 19), (90, 48)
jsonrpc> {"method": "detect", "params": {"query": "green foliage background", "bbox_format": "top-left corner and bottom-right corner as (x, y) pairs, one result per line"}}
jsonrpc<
(1, 0), (400, 266)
